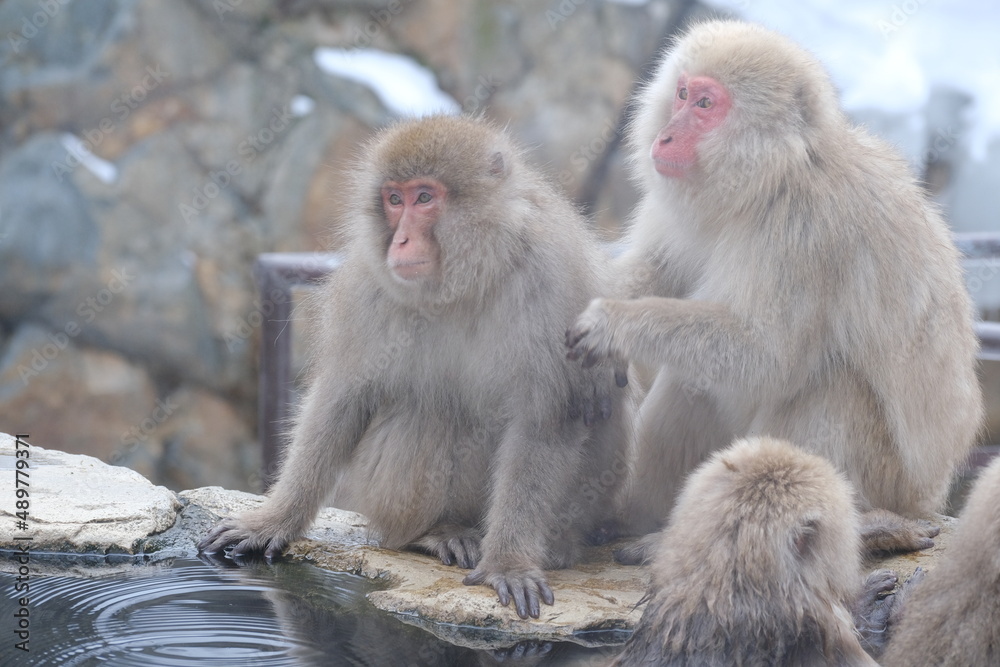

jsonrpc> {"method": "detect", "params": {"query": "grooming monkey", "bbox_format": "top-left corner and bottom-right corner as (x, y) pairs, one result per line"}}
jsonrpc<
(881, 455), (1000, 666)
(201, 116), (635, 619)
(566, 20), (982, 550)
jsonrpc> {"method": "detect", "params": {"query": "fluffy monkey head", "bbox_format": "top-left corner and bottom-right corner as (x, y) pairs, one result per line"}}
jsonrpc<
(653, 437), (862, 620)
(346, 116), (525, 306)
(629, 20), (843, 195)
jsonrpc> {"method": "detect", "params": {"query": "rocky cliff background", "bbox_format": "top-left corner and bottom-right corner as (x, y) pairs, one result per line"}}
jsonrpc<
(0, 0), (996, 492)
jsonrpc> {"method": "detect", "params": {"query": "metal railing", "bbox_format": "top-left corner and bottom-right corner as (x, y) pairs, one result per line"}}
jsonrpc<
(253, 233), (1000, 485)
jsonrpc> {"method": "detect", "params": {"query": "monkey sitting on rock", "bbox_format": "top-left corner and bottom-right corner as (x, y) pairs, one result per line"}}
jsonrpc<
(566, 19), (981, 562)
(201, 115), (635, 620)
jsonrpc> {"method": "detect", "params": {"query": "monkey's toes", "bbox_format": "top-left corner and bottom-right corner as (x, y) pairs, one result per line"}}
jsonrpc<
(463, 568), (554, 619)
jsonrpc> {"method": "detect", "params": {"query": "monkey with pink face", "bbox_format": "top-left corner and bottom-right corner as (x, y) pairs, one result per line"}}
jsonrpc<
(567, 20), (982, 560)
(202, 115), (635, 620)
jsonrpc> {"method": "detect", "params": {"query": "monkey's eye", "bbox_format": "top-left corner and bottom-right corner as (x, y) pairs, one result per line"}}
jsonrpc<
(388, 193), (402, 206)
(695, 97), (712, 109)
(417, 192), (432, 204)
(678, 87), (688, 100)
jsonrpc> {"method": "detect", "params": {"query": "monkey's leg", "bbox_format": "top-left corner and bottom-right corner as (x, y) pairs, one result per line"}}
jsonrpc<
(464, 419), (587, 619)
(859, 510), (939, 557)
(625, 372), (732, 535)
(199, 376), (371, 559)
(409, 525), (482, 569)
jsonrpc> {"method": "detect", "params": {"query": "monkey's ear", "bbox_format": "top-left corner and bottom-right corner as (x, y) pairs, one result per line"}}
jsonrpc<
(488, 151), (509, 178)
(793, 519), (819, 558)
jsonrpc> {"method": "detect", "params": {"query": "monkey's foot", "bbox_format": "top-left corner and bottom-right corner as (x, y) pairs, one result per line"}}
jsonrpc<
(198, 519), (289, 560)
(859, 510), (940, 557)
(612, 532), (659, 566)
(464, 566), (555, 620)
(409, 526), (482, 569)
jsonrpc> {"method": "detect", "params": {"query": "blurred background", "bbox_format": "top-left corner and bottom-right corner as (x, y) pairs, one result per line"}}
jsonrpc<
(0, 0), (997, 493)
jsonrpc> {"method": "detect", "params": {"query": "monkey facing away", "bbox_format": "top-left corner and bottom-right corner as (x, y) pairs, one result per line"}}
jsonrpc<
(200, 115), (634, 619)
(566, 20), (982, 541)
(613, 437), (878, 667)
(881, 454), (1000, 666)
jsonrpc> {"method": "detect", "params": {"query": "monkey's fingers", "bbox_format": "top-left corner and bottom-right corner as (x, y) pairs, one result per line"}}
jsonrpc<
(198, 521), (240, 554)
(447, 536), (481, 569)
(463, 568), (554, 619)
(614, 361), (629, 388)
(859, 510), (939, 556)
(613, 533), (658, 565)
(599, 392), (613, 421)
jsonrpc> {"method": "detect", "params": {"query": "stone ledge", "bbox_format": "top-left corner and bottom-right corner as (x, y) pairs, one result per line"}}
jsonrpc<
(0, 435), (958, 649)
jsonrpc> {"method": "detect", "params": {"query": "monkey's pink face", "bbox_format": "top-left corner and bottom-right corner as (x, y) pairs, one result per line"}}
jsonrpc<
(381, 178), (444, 282)
(651, 74), (731, 178)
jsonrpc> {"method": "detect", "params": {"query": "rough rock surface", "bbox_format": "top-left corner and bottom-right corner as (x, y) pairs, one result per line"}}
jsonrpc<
(0, 437), (965, 649)
(0, 434), (179, 551)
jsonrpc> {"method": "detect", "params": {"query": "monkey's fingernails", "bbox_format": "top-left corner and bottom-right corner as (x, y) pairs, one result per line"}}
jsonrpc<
(600, 395), (613, 420)
(915, 537), (935, 550)
(565, 328), (586, 348)
(614, 366), (629, 388)
(512, 586), (530, 619)
(527, 588), (541, 619)
(497, 583), (512, 608)
(582, 350), (601, 369)
(540, 582), (554, 606)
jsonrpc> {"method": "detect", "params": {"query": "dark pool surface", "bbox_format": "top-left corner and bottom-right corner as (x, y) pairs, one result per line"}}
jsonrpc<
(0, 556), (622, 666)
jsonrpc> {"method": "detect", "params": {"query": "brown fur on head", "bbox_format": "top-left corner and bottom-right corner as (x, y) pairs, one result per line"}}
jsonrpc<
(614, 437), (870, 665)
(345, 116), (528, 306)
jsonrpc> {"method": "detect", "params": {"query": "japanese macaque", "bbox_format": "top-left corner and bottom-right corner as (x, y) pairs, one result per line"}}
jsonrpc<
(881, 455), (1000, 666)
(200, 115), (635, 620)
(566, 20), (982, 544)
(612, 437), (878, 666)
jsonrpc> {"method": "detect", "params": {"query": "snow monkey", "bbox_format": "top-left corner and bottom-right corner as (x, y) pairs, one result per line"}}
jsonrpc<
(565, 20), (982, 553)
(881, 454), (1000, 666)
(613, 437), (879, 666)
(200, 115), (635, 620)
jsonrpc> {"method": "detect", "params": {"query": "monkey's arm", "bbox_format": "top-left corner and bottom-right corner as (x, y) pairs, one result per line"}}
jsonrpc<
(198, 376), (373, 559)
(463, 416), (584, 619)
(566, 296), (785, 391)
(613, 248), (685, 299)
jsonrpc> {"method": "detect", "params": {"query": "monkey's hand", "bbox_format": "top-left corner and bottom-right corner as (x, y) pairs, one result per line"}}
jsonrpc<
(198, 512), (293, 561)
(463, 565), (555, 619)
(410, 525), (482, 569)
(566, 298), (627, 372)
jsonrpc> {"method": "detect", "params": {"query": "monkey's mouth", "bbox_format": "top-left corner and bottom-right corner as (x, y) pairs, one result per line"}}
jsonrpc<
(652, 157), (691, 177)
(390, 260), (432, 281)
